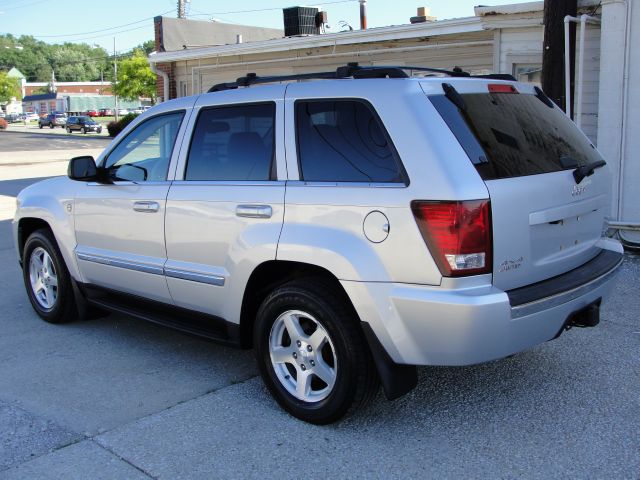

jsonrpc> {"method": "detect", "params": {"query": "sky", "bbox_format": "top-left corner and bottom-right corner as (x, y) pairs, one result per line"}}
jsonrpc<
(0, 0), (531, 54)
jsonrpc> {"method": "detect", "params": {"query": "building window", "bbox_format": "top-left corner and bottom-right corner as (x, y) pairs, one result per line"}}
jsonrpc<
(513, 64), (542, 84)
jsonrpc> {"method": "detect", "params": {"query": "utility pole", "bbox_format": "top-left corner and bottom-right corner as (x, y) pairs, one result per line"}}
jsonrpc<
(541, 0), (577, 115)
(177, 0), (186, 19)
(114, 38), (119, 122)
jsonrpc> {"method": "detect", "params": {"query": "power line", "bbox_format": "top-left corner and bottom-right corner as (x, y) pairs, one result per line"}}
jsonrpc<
(186, 0), (357, 18)
(0, 0), (50, 11)
(31, 9), (174, 38)
(56, 23), (154, 42)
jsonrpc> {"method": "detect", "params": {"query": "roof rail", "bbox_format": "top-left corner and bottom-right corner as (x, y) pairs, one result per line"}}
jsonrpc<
(207, 63), (516, 93)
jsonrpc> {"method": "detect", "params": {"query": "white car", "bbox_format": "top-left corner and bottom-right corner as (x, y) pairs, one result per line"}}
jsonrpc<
(116, 108), (129, 115)
(13, 64), (623, 424)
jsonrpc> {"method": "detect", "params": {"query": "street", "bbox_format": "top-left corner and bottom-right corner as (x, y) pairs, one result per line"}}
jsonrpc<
(0, 132), (638, 479)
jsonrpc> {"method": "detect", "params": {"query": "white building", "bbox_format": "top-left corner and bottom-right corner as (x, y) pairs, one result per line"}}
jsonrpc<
(148, 1), (639, 245)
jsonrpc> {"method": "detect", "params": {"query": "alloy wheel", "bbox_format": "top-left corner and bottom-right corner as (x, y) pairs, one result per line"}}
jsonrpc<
(28, 247), (58, 310)
(269, 309), (338, 402)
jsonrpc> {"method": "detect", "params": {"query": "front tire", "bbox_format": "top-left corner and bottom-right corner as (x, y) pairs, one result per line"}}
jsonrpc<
(66, 127), (71, 133)
(254, 278), (378, 424)
(22, 229), (77, 324)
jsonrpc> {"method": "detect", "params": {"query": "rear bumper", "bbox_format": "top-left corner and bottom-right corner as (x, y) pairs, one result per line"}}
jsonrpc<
(342, 247), (623, 366)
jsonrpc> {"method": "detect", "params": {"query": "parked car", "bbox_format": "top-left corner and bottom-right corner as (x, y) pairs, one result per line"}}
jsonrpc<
(24, 112), (40, 122)
(98, 108), (114, 117)
(65, 115), (103, 134)
(38, 113), (67, 129)
(116, 108), (129, 116)
(130, 107), (144, 115)
(0, 110), (5, 118)
(6, 113), (21, 123)
(85, 109), (99, 117)
(13, 64), (623, 424)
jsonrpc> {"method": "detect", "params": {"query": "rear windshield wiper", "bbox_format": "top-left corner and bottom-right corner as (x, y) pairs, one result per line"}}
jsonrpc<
(573, 159), (606, 184)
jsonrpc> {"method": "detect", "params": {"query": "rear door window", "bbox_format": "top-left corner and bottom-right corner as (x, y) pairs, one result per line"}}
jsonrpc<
(185, 103), (275, 181)
(430, 90), (604, 180)
(295, 99), (405, 183)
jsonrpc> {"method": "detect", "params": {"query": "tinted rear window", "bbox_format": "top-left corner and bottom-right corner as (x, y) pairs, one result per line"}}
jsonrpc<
(295, 100), (405, 183)
(430, 91), (604, 180)
(185, 103), (275, 181)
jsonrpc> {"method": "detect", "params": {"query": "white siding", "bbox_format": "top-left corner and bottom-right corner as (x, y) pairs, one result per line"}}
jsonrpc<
(171, 33), (494, 96)
(573, 23), (601, 143)
(498, 27), (543, 74)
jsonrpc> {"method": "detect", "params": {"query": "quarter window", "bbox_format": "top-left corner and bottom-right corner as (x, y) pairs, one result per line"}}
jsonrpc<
(185, 103), (275, 181)
(104, 112), (184, 182)
(295, 100), (404, 183)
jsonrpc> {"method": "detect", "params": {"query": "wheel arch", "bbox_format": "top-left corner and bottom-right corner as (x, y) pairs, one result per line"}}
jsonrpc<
(242, 259), (418, 401)
(17, 217), (53, 263)
(238, 260), (354, 349)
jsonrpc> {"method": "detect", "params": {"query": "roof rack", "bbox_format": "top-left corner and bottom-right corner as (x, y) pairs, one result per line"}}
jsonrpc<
(207, 63), (516, 92)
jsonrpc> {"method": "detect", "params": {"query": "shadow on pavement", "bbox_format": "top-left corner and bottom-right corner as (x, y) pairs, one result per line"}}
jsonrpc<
(0, 176), (56, 197)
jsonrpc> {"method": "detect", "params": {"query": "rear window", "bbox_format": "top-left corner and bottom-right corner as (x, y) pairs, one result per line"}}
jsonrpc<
(430, 90), (604, 180)
(295, 99), (405, 183)
(185, 103), (275, 181)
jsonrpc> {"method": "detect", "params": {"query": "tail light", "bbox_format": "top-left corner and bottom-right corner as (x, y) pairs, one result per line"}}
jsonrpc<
(411, 200), (492, 277)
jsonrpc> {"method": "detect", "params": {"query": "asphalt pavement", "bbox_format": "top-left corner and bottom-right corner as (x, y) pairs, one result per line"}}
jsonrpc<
(0, 133), (638, 479)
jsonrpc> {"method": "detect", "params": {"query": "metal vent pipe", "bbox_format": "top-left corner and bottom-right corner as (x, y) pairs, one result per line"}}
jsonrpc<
(359, 0), (367, 30)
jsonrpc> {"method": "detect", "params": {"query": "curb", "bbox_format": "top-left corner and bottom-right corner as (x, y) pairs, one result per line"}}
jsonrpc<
(0, 128), (112, 140)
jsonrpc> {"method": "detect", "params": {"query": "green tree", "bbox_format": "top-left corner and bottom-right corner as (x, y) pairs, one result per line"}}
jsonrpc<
(0, 35), (109, 82)
(112, 51), (156, 102)
(0, 71), (22, 102)
(135, 40), (156, 56)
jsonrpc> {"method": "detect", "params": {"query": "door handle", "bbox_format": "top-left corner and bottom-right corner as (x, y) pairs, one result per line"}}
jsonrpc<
(236, 205), (273, 219)
(133, 201), (160, 213)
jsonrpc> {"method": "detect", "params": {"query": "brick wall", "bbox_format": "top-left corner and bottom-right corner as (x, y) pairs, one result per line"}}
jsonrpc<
(155, 63), (176, 101)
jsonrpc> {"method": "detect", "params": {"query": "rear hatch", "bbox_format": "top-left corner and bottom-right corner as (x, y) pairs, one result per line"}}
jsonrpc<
(427, 81), (610, 290)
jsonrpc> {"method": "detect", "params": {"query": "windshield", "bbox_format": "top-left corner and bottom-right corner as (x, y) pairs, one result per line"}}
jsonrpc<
(430, 91), (604, 180)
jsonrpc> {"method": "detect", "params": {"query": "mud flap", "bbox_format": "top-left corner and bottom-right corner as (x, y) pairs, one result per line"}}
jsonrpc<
(361, 322), (418, 400)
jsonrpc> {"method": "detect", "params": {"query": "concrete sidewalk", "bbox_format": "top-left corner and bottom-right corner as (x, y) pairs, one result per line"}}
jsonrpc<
(0, 250), (638, 478)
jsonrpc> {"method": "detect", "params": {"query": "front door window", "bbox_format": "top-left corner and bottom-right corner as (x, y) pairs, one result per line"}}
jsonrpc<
(104, 112), (184, 182)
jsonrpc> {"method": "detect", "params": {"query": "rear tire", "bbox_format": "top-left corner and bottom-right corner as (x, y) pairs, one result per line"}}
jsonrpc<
(39, 123), (43, 129)
(66, 127), (71, 133)
(22, 229), (78, 324)
(254, 278), (378, 424)
(83, 127), (87, 134)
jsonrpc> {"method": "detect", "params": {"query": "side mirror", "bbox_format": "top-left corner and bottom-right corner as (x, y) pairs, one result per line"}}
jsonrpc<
(68, 156), (99, 181)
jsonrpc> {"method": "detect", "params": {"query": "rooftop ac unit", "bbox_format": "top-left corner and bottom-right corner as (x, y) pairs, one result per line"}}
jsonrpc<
(283, 6), (320, 36)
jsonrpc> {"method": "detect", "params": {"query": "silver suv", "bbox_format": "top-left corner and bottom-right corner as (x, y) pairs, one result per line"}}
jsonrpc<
(13, 65), (623, 424)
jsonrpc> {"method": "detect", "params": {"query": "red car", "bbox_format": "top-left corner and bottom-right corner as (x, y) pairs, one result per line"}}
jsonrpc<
(98, 108), (114, 116)
(85, 110), (99, 117)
